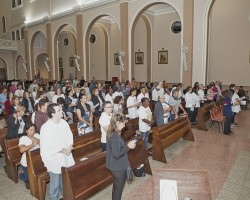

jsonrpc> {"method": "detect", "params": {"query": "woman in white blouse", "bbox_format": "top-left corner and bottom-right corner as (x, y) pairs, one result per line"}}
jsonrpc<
(126, 88), (140, 119)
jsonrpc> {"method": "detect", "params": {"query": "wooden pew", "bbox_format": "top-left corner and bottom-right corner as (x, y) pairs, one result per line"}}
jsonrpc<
(197, 102), (216, 131)
(62, 152), (112, 200)
(0, 128), (7, 150)
(25, 131), (103, 199)
(62, 136), (152, 200)
(26, 149), (49, 200)
(2, 138), (22, 183)
(124, 118), (139, 131)
(152, 117), (194, 163)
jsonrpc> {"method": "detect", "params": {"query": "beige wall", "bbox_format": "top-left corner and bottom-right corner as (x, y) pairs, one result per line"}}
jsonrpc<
(207, 0), (250, 86)
(58, 32), (77, 80)
(17, 56), (27, 80)
(152, 12), (181, 82)
(36, 53), (49, 80)
(134, 17), (147, 82)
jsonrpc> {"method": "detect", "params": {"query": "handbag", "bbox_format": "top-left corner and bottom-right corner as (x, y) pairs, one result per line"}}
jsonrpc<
(126, 166), (134, 183)
(133, 164), (145, 177)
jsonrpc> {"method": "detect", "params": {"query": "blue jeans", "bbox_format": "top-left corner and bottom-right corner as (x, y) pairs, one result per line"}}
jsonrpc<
(141, 131), (150, 150)
(19, 166), (28, 182)
(49, 172), (63, 200)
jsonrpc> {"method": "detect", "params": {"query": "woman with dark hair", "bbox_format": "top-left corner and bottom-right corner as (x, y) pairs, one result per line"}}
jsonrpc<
(19, 123), (40, 184)
(91, 87), (103, 117)
(106, 112), (136, 200)
(76, 93), (93, 135)
(126, 88), (139, 119)
(6, 105), (26, 139)
(4, 92), (14, 118)
(52, 88), (65, 103)
(223, 90), (233, 135)
(184, 86), (195, 124)
(64, 89), (77, 124)
(57, 97), (69, 122)
(22, 91), (34, 114)
(113, 96), (123, 113)
(9, 95), (21, 115)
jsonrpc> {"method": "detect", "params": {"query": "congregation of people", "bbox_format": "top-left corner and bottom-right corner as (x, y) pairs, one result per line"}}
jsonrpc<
(0, 76), (247, 200)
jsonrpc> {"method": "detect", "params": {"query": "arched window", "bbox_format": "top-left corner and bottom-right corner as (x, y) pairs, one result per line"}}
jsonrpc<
(17, 0), (22, 5)
(12, 31), (15, 40)
(2, 16), (6, 33)
(21, 28), (24, 39)
(12, 0), (16, 8)
(16, 30), (20, 40)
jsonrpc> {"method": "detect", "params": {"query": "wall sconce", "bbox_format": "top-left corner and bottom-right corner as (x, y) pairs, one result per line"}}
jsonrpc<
(22, 61), (28, 73)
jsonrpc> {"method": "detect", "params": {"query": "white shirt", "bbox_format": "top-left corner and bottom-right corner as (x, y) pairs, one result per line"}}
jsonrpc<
(198, 89), (205, 100)
(192, 93), (201, 108)
(152, 89), (160, 101)
(127, 96), (138, 119)
(40, 119), (75, 174)
(164, 94), (170, 104)
(14, 89), (24, 99)
(99, 112), (112, 143)
(137, 93), (149, 103)
(112, 91), (124, 99)
(184, 92), (195, 108)
(137, 106), (152, 132)
(232, 93), (241, 113)
(52, 94), (65, 103)
(105, 94), (113, 105)
(19, 133), (40, 167)
(18, 117), (25, 134)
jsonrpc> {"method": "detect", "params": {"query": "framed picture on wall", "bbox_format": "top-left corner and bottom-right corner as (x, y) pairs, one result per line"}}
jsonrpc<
(135, 52), (144, 64)
(69, 57), (74, 67)
(114, 53), (120, 65)
(59, 58), (63, 68)
(158, 50), (168, 64)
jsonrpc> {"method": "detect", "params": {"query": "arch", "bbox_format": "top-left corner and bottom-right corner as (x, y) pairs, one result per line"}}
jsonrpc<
(204, 0), (215, 84)
(15, 55), (27, 80)
(131, 14), (152, 81)
(35, 53), (50, 81)
(12, 0), (16, 8)
(85, 15), (120, 81)
(0, 57), (7, 81)
(54, 24), (77, 80)
(16, 30), (20, 40)
(12, 31), (15, 40)
(21, 28), (24, 39)
(30, 31), (48, 78)
(2, 16), (6, 33)
(130, 2), (182, 82)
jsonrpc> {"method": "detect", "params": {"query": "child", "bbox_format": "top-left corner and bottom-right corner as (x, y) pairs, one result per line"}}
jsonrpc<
(19, 123), (40, 184)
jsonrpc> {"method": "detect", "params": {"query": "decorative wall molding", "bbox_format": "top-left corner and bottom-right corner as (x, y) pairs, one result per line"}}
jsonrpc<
(0, 39), (18, 51)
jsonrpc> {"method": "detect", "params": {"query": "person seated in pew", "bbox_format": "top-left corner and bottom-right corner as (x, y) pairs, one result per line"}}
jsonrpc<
(19, 123), (40, 184)
(40, 103), (75, 200)
(76, 93), (93, 135)
(6, 105), (26, 139)
(99, 101), (113, 151)
(137, 97), (153, 150)
(106, 112), (136, 200)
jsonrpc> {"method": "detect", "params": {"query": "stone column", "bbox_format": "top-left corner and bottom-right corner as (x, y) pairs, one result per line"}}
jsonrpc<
(46, 22), (54, 80)
(182, 0), (194, 87)
(76, 14), (84, 80)
(120, 2), (129, 81)
(23, 28), (31, 79)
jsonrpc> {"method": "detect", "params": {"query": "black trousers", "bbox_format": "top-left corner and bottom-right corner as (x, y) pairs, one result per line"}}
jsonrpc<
(231, 112), (236, 124)
(186, 108), (195, 123)
(111, 170), (127, 200)
(224, 116), (232, 134)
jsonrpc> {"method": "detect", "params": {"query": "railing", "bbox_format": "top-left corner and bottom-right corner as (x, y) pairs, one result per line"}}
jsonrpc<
(0, 39), (18, 51)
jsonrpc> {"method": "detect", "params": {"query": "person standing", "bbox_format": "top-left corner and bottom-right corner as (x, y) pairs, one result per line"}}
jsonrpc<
(126, 88), (139, 119)
(137, 97), (153, 150)
(34, 99), (49, 134)
(40, 103), (75, 200)
(154, 95), (165, 127)
(223, 91), (233, 135)
(99, 101), (112, 151)
(106, 113), (136, 200)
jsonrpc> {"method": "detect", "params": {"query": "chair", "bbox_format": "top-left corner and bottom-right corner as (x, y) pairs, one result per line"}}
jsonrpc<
(213, 106), (225, 120)
(209, 109), (224, 132)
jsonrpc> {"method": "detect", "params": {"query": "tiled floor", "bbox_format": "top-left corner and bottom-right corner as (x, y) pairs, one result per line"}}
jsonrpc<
(0, 109), (249, 200)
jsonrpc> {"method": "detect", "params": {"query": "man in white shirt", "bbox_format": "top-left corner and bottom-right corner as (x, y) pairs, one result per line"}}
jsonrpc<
(152, 85), (161, 102)
(40, 103), (75, 200)
(15, 84), (24, 100)
(112, 86), (124, 99)
(137, 86), (150, 103)
(99, 101), (112, 151)
(137, 98), (153, 150)
(105, 88), (114, 105)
